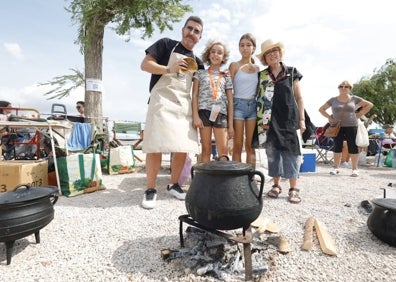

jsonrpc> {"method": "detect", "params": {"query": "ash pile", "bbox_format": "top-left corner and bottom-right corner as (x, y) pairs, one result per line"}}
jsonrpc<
(161, 226), (275, 280)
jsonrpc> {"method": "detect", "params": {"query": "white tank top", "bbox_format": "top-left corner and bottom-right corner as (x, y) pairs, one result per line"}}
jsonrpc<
(233, 70), (258, 99)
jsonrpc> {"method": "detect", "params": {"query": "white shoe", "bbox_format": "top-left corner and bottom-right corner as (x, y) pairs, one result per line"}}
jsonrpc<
(330, 168), (339, 175)
(351, 170), (359, 177)
(142, 189), (157, 209)
(167, 183), (186, 200)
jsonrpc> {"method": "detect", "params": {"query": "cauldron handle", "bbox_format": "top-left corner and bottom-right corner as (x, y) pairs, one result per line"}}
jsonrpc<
(250, 170), (265, 199)
(13, 184), (30, 191)
(50, 194), (59, 205)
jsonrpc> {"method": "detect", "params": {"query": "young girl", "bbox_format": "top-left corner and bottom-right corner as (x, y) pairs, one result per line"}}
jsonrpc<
(192, 41), (233, 163)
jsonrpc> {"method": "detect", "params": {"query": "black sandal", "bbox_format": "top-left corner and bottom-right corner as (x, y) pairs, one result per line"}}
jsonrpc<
(288, 188), (301, 204)
(267, 184), (282, 198)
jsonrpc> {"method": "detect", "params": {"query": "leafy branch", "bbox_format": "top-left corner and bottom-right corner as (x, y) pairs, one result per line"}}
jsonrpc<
(39, 68), (85, 100)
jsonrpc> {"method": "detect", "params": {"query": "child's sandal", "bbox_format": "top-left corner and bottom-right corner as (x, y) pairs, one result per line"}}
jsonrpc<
(288, 188), (301, 204)
(267, 184), (282, 198)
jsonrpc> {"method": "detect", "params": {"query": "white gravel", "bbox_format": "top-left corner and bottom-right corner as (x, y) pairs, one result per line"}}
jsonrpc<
(1, 151), (396, 282)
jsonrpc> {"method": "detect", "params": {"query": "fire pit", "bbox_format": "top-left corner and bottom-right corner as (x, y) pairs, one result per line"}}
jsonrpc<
(0, 184), (58, 265)
(179, 214), (255, 281)
(180, 158), (265, 280)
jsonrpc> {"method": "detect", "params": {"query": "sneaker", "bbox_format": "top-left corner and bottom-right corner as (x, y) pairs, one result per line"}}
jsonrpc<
(351, 170), (359, 177)
(142, 188), (157, 209)
(330, 168), (339, 175)
(167, 183), (186, 200)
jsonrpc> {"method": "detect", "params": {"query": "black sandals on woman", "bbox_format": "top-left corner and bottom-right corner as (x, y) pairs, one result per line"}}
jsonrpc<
(267, 184), (282, 198)
(288, 188), (301, 204)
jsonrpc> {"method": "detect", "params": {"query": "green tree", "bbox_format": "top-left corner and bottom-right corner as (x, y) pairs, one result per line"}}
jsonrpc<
(43, 0), (192, 131)
(353, 58), (396, 126)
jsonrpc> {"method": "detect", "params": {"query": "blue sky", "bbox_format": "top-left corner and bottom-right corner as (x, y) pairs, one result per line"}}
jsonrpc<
(1, 0), (395, 127)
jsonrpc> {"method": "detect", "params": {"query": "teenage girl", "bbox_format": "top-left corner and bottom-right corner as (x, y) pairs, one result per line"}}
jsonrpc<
(228, 33), (260, 168)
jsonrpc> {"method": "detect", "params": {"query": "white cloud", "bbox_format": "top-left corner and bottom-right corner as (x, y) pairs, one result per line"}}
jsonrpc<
(4, 42), (24, 60)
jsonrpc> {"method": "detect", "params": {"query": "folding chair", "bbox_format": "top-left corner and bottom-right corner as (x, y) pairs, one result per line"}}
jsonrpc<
(314, 126), (335, 165)
(112, 122), (143, 162)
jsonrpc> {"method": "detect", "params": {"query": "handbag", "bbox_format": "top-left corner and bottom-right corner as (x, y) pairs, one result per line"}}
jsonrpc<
(323, 98), (349, 138)
(355, 119), (369, 147)
(324, 121), (341, 138)
(108, 145), (135, 175)
(57, 153), (106, 197)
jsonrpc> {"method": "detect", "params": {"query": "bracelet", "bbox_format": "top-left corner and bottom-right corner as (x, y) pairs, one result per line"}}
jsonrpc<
(166, 67), (170, 74)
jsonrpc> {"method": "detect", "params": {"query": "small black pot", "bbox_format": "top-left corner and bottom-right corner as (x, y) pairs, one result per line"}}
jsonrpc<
(367, 198), (396, 247)
(0, 184), (58, 265)
(185, 157), (264, 230)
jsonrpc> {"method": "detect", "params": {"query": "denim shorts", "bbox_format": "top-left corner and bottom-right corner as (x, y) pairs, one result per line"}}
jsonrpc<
(266, 146), (300, 179)
(233, 98), (257, 120)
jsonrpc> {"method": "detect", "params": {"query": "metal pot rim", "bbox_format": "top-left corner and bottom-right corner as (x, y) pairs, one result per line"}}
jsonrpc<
(0, 184), (58, 205)
(193, 160), (253, 173)
(371, 198), (396, 210)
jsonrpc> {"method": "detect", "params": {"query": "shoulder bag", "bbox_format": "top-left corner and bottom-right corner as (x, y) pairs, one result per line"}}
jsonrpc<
(323, 99), (348, 138)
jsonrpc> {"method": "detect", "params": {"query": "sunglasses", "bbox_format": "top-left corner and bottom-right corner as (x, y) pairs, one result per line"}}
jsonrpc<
(76, 106), (82, 109)
(185, 25), (201, 35)
(338, 85), (350, 89)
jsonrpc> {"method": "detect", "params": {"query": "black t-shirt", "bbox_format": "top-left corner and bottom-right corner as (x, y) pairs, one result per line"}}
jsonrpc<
(145, 37), (204, 92)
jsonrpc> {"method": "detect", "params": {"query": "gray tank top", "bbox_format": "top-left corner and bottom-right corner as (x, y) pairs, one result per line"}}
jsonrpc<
(233, 70), (258, 99)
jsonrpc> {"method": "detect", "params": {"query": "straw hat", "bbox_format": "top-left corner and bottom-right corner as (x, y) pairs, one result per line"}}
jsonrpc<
(256, 39), (285, 63)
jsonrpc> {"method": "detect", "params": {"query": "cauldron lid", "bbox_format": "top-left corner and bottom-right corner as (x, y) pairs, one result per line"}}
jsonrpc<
(0, 184), (58, 205)
(193, 160), (253, 173)
(371, 198), (396, 210)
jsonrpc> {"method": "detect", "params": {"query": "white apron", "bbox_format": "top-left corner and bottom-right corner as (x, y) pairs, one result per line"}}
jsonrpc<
(142, 50), (199, 153)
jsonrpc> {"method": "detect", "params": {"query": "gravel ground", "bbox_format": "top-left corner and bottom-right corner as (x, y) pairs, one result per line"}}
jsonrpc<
(1, 151), (396, 281)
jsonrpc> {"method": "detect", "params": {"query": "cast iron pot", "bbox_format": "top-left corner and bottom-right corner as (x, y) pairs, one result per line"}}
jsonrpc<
(367, 198), (396, 247)
(185, 156), (264, 230)
(0, 184), (58, 265)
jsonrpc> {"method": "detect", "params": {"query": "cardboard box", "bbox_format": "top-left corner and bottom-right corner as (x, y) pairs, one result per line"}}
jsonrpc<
(0, 160), (48, 192)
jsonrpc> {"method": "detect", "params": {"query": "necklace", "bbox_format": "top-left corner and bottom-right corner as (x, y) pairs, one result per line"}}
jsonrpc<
(208, 68), (222, 101)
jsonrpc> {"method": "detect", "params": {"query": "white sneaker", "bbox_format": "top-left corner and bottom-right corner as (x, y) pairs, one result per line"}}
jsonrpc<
(142, 189), (157, 209)
(167, 183), (186, 200)
(351, 170), (359, 177)
(330, 168), (339, 175)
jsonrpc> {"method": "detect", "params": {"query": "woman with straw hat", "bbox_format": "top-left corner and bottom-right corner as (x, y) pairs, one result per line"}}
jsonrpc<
(253, 39), (305, 203)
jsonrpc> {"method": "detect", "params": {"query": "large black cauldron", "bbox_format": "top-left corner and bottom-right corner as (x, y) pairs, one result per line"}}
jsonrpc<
(0, 184), (58, 265)
(367, 198), (396, 247)
(185, 158), (264, 230)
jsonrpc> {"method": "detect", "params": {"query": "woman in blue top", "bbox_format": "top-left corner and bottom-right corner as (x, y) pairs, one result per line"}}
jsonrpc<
(253, 39), (306, 204)
(192, 41), (234, 163)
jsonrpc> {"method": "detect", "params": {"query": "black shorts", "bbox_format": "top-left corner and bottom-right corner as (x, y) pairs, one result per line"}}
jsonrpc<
(198, 109), (228, 128)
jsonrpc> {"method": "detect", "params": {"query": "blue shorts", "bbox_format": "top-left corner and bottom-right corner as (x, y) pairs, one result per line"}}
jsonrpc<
(233, 98), (257, 121)
(266, 146), (300, 179)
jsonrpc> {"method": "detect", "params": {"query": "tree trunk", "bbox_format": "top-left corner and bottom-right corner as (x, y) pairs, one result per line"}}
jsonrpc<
(84, 19), (104, 133)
